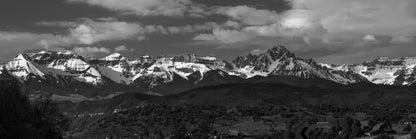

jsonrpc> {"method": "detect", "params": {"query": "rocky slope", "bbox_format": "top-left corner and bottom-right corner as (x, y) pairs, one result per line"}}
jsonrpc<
(231, 45), (367, 84)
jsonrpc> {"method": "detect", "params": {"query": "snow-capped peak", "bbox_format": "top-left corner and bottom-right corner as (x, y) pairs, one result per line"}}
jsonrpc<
(102, 53), (126, 61)
(198, 56), (217, 61)
(324, 56), (416, 85)
(16, 54), (30, 60)
(231, 45), (367, 84)
(4, 54), (47, 80)
(6, 44), (416, 93)
(319, 63), (333, 69)
(57, 50), (76, 55)
(6, 51), (104, 85)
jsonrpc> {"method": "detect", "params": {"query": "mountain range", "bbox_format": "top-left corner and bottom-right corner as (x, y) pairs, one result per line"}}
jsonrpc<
(1, 44), (416, 99)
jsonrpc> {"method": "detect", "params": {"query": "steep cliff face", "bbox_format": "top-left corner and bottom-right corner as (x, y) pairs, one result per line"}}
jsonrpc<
(25, 51), (103, 85)
(232, 45), (367, 84)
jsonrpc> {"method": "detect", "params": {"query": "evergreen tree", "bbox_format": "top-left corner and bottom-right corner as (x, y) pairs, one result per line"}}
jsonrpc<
(0, 81), (69, 139)
(172, 122), (189, 139)
(404, 124), (412, 132)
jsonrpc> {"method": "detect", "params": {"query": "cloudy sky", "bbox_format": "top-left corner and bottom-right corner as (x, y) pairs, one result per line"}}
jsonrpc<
(0, 0), (416, 64)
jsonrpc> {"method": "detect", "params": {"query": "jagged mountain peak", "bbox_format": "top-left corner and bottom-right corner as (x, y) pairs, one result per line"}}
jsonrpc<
(230, 44), (367, 84)
(27, 50), (90, 71)
(231, 44), (299, 72)
(15, 53), (31, 61)
(2, 44), (407, 98)
(5, 50), (106, 85)
(32, 50), (80, 57)
(267, 44), (293, 55)
(4, 53), (48, 80)
(233, 44), (295, 62)
(265, 44), (295, 58)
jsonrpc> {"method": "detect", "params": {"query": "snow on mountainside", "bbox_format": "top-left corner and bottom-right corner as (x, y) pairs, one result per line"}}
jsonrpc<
(9, 43), (416, 95)
(4, 54), (48, 81)
(232, 45), (367, 84)
(28, 51), (103, 85)
(132, 54), (229, 87)
(324, 57), (416, 85)
(89, 53), (230, 86)
(92, 52), (135, 85)
(0, 51), (104, 85)
(101, 53), (126, 61)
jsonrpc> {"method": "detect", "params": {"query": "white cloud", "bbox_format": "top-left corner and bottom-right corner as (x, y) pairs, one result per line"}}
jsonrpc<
(212, 28), (254, 43)
(242, 24), (281, 37)
(0, 18), (222, 61)
(362, 35), (377, 42)
(193, 7), (327, 44)
(0, 32), (75, 48)
(3, 0), (415, 64)
(190, 0), (416, 63)
(70, 25), (95, 44)
(38, 19), (158, 44)
(70, 21), (144, 44)
(193, 28), (257, 44)
(55, 19), (217, 45)
(214, 6), (279, 25)
(285, 0), (416, 38)
(0, 20), (144, 61)
(193, 18), (325, 44)
(0, 31), (79, 61)
(72, 46), (111, 57)
(223, 20), (241, 29)
(114, 45), (128, 52)
(67, 0), (207, 17)
(114, 45), (134, 52)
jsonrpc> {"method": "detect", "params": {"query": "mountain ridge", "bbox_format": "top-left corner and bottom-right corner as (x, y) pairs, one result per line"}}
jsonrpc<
(1, 44), (415, 98)
(322, 56), (416, 85)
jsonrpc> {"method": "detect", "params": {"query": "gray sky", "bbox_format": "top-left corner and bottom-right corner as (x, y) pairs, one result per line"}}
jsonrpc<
(0, 0), (416, 64)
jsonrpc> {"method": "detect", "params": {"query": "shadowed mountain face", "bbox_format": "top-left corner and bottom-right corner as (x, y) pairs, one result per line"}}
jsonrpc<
(1, 44), (416, 99)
